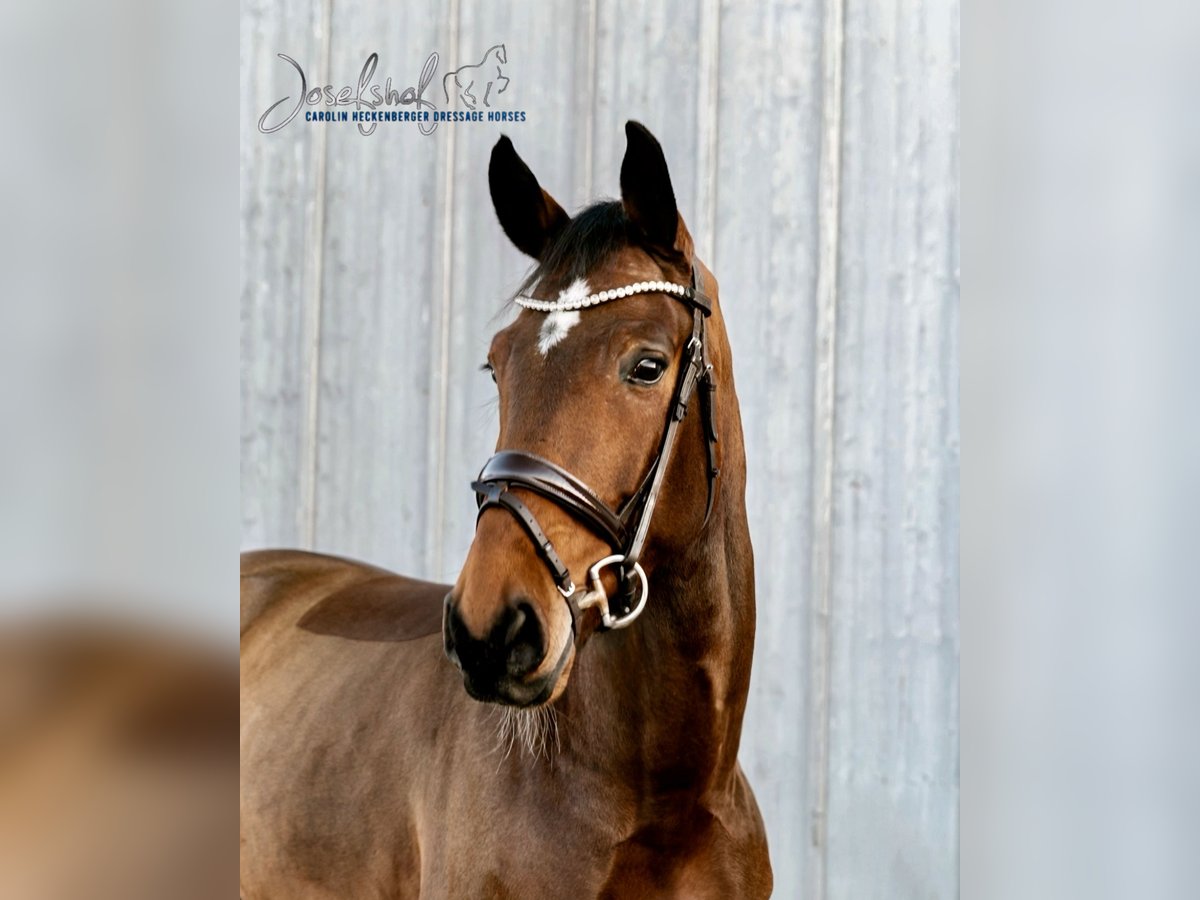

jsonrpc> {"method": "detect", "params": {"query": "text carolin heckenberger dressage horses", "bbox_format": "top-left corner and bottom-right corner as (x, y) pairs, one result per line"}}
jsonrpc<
(241, 121), (772, 898)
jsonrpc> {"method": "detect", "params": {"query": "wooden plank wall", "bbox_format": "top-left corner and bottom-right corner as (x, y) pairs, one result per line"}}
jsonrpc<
(241, 0), (959, 895)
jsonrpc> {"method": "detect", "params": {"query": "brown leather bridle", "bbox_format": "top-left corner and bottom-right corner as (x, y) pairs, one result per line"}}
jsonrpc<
(471, 259), (719, 633)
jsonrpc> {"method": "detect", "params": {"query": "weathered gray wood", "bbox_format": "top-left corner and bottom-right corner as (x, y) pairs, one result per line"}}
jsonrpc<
(826, 0), (960, 896)
(241, 2), (960, 897)
(240, 0), (329, 550)
(713, 2), (828, 894)
(311, 7), (449, 577)
(435, 3), (599, 584)
(591, 0), (705, 230)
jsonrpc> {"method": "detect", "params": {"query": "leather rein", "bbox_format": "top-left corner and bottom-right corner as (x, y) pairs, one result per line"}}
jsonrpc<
(471, 259), (719, 632)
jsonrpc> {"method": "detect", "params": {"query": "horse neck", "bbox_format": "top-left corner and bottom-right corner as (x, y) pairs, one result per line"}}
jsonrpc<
(559, 311), (755, 803)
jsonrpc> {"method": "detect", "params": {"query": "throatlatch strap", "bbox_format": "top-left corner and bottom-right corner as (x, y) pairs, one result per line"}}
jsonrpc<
(697, 343), (720, 524)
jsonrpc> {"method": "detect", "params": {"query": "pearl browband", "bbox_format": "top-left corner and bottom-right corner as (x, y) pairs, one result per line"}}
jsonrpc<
(515, 280), (694, 313)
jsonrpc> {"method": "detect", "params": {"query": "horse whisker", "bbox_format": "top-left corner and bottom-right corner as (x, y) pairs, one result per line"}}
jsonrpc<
(490, 704), (559, 764)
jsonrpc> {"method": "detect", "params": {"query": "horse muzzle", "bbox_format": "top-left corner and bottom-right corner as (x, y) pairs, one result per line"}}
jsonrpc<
(443, 594), (571, 707)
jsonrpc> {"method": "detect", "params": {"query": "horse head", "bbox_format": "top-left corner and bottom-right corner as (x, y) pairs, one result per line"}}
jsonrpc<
(443, 122), (726, 708)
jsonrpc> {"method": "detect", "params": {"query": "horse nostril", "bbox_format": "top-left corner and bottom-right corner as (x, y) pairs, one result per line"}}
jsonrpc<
(444, 596), (546, 693)
(504, 601), (545, 678)
(502, 605), (527, 645)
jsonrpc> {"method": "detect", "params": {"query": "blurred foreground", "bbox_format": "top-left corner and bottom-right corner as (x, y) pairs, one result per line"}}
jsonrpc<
(0, 0), (238, 894)
(0, 618), (237, 899)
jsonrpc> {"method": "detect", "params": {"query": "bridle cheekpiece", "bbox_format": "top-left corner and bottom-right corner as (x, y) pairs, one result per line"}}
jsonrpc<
(471, 259), (719, 634)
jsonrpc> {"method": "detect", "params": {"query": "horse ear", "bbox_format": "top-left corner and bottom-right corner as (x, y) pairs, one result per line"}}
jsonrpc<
(489, 135), (569, 260)
(620, 121), (684, 253)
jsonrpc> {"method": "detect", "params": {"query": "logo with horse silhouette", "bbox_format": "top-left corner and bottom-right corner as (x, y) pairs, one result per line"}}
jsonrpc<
(442, 44), (509, 110)
(258, 43), (525, 136)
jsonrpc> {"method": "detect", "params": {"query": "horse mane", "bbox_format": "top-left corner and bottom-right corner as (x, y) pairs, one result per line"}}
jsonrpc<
(514, 200), (681, 299)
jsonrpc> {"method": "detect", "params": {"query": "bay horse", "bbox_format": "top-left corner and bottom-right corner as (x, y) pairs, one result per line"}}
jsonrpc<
(241, 121), (772, 898)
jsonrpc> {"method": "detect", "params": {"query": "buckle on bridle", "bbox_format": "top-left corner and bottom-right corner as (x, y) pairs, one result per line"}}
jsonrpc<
(575, 555), (649, 630)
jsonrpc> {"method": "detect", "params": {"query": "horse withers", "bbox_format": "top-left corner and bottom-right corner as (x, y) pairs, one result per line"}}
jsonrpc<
(241, 121), (772, 898)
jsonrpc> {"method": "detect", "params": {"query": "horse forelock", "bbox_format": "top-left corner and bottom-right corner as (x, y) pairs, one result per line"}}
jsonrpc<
(514, 201), (686, 303)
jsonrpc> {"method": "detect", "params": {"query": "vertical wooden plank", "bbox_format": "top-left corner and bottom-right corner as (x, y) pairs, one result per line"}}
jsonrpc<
(827, 0), (959, 894)
(425, 0), (462, 582)
(435, 2), (603, 583)
(590, 0), (705, 224)
(240, 0), (329, 550)
(309, 1), (451, 575)
(713, 2), (827, 897)
(693, 0), (722, 263)
(809, 0), (847, 895)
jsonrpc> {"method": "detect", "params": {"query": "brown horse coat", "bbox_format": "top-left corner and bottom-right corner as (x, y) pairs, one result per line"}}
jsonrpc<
(241, 122), (772, 898)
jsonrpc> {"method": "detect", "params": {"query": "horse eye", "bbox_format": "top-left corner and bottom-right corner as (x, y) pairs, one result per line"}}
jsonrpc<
(628, 357), (666, 385)
(481, 362), (497, 384)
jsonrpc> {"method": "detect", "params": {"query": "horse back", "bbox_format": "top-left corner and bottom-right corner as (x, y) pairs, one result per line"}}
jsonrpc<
(240, 549), (448, 639)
